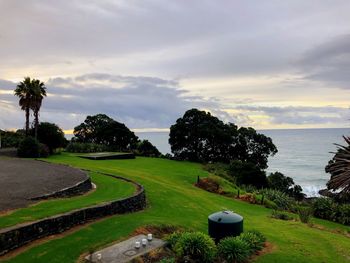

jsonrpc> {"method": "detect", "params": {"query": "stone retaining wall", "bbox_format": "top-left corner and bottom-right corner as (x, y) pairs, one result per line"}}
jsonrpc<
(30, 177), (92, 200)
(0, 173), (146, 256)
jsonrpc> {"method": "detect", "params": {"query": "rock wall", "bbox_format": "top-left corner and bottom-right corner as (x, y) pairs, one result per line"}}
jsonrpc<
(0, 174), (146, 255)
(30, 177), (92, 200)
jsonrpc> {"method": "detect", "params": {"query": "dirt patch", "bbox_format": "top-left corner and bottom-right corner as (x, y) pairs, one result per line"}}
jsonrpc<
(0, 158), (88, 212)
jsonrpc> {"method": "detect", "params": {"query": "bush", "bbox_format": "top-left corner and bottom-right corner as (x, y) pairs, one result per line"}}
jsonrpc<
(240, 232), (265, 252)
(165, 232), (183, 250)
(65, 142), (109, 153)
(332, 204), (350, 225)
(312, 197), (334, 220)
(259, 189), (292, 210)
(217, 236), (251, 263)
(271, 210), (293, 221)
(17, 137), (40, 158)
(229, 160), (268, 189)
(39, 143), (50, 158)
(246, 230), (266, 244)
(173, 232), (216, 263)
(156, 258), (175, 263)
(297, 206), (313, 223)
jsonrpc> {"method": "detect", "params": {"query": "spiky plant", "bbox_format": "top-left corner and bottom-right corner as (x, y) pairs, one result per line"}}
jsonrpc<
(326, 136), (350, 195)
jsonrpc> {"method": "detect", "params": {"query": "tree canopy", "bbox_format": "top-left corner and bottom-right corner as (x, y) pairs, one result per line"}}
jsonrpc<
(36, 122), (67, 154)
(169, 108), (277, 167)
(73, 114), (138, 151)
(14, 77), (46, 137)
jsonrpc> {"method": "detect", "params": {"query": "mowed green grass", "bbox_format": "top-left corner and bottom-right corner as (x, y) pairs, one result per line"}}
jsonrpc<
(0, 171), (135, 229)
(3, 153), (350, 263)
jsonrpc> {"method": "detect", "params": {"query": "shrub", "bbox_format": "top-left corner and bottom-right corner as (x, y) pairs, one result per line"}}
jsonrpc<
(217, 236), (251, 263)
(297, 206), (313, 223)
(17, 137), (40, 158)
(312, 197), (334, 220)
(259, 189), (292, 210)
(246, 230), (266, 244)
(173, 232), (216, 263)
(229, 160), (268, 189)
(165, 232), (183, 250)
(65, 142), (109, 153)
(156, 258), (175, 263)
(271, 210), (293, 221)
(239, 193), (259, 204)
(39, 143), (50, 158)
(332, 204), (350, 225)
(240, 232), (265, 252)
(264, 199), (278, 210)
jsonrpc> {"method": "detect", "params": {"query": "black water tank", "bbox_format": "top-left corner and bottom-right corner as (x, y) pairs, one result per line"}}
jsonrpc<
(208, 210), (243, 242)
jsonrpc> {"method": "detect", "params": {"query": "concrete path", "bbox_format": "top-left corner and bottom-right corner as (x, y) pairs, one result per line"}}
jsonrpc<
(86, 234), (166, 263)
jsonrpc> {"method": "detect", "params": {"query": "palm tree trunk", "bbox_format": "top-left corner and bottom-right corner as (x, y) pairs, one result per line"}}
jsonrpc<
(34, 110), (39, 140)
(25, 107), (30, 136)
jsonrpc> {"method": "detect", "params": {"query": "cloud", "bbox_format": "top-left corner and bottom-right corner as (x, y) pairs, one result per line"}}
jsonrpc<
(297, 34), (350, 89)
(0, 74), (228, 131)
(236, 105), (349, 126)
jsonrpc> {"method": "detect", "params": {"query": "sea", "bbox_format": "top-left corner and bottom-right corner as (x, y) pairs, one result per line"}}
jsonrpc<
(136, 128), (350, 197)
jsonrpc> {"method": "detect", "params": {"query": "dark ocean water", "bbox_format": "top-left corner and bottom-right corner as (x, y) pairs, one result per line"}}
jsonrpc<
(136, 128), (350, 196)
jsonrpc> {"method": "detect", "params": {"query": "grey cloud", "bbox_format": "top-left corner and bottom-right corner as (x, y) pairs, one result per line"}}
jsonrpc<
(0, 74), (227, 130)
(297, 34), (350, 88)
(1, 1), (350, 79)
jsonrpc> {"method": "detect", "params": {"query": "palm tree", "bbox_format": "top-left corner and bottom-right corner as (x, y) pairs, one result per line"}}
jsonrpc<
(326, 136), (350, 196)
(14, 77), (34, 136)
(30, 79), (47, 139)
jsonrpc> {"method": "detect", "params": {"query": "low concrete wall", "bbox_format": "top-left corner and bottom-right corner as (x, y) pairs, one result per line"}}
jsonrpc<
(30, 177), (92, 200)
(0, 173), (146, 256)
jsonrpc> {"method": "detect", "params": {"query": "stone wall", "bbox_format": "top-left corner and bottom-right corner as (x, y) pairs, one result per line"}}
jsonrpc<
(0, 173), (146, 256)
(30, 177), (92, 200)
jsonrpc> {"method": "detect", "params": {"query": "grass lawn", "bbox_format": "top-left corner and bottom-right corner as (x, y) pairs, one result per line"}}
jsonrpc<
(2, 153), (350, 263)
(0, 171), (135, 229)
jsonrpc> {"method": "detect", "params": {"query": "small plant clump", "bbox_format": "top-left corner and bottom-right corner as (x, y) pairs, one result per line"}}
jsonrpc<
(173, 232), (217, 263)
(165, 230), (266, 263)
(217, 236), (252, 263)
(271, 210), (293, 221)
(297, 206), (313, 224)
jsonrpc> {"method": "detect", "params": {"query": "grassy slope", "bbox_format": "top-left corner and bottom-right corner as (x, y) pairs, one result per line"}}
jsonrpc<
(0, 171), (135, 229)
(3, 153), (350, 263)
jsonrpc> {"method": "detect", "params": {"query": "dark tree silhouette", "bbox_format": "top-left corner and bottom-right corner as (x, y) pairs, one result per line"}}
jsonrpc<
(169, 108), (277, 167)
(14, 77), (46, 138)
(73, 114), (138, 151)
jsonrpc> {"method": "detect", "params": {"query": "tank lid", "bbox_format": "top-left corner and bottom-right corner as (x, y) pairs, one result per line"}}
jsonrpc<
(208, 210), (243, 223)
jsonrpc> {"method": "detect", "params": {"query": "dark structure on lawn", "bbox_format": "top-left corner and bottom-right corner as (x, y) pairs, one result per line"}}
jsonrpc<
(208, 210), (243, 242)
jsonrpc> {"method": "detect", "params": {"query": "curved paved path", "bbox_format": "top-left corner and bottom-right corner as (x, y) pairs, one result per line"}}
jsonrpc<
(0, 158), (88, 212)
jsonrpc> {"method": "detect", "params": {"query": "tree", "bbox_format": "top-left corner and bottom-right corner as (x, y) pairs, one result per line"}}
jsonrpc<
(36, 122), (67, 154)
(14, 77), (46, 138)
(73, 114), (138, 151)
(30, 79), (47, 139)
(14, 77), (33, 136)
(268, 171), (304, 200)
(169, 109), (233, 162)
(231, 127), (277, 169)
(326, 136), (350, 197)
(136, 140), (161, 157)
(169, 109), (277, 166)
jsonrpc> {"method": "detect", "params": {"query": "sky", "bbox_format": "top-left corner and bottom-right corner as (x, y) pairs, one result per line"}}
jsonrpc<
(1, 0), (350, 134)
